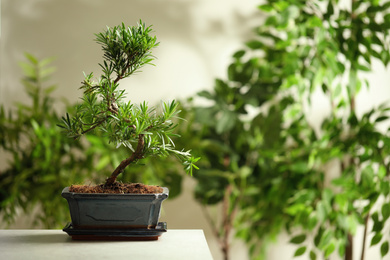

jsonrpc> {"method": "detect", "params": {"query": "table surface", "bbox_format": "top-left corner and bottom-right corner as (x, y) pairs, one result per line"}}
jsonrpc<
(0, 229), (213, 260)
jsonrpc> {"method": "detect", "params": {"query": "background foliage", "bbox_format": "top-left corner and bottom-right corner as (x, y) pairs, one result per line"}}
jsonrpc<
(177, 0), (390, 260)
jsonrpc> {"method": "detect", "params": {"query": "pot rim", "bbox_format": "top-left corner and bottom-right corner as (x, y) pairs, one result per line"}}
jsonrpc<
(61, 186), (169, 199)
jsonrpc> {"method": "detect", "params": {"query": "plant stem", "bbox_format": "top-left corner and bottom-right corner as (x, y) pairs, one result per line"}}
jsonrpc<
(360, 214), (369, 260)
(345, 233), (353, 260)
(201, 203), (230, 260)
(113, 51), (145, 84)
(345, 2), (357, 259)
(201, 205), (221, 241)
(221, 184), (232, 260)
(201, 184), (235, 260)
(81, 118), (106, 136)
(113, 60), (131, 84)
(105, 134), (145, 186)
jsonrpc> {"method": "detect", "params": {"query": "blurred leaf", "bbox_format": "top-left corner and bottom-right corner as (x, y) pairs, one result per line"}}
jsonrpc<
(382, 203), (390, 221)
(216, 110), (236, 134)
(371, 233), (383, 246)
(290, 234), (306, 244)
(325, 242), (336, 258)
(310, 250), (316, 260)
(294, 246), (306, 257)
(381, 241), (389, 258)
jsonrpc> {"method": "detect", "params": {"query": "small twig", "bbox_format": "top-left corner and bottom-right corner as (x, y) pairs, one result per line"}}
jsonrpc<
(200, 205), (222, 242)
(81, 118), (106, 135)
(113, 54), (137, 84)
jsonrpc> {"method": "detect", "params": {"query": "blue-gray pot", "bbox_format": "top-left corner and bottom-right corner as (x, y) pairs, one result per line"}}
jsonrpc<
(61, 187), (169, 229)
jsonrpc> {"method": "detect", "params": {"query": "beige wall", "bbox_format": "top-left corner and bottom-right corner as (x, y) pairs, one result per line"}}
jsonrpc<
(1, 1), (390, 260)
(1, 0), (259, 107)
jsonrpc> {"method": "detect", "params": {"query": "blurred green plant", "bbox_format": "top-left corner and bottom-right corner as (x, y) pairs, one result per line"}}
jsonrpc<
(0, 53), (185, 228)
(0, 53), (97, 227)
(177, 1), (390, 260)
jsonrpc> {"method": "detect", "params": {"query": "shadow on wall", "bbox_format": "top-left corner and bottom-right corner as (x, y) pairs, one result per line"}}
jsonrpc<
(1, 0), (260, 107)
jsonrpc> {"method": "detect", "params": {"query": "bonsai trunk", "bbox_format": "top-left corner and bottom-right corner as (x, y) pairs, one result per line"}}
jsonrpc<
(105, 134), (145, 186)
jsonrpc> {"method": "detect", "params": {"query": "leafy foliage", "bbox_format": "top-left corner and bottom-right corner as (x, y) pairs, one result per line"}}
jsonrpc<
(175, 1), (390, 260)
(0, 54), (97, 227)
(58, 21), (198, 185)
(248, 1), (390, 259)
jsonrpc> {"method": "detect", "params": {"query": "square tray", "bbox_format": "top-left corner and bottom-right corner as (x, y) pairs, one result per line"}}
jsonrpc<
(63, 222), (167, 241)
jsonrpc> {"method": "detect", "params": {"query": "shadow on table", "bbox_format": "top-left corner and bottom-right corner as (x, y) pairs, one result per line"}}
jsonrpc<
(16, 233), (157, 244)
(6, 233), (72, 244)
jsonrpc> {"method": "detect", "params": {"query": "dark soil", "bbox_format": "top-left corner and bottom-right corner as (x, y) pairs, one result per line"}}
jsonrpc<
(69, 182), (163, 194)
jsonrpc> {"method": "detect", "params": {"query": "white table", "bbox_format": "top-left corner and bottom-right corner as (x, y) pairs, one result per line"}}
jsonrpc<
(0, 229), (213, 260)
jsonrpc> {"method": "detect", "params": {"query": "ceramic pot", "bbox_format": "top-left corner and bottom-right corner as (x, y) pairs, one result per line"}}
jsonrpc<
(61, 187), (169, 229)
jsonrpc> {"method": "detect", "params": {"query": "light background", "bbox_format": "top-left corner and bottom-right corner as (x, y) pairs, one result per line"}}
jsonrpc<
(1, 1), (390, 260)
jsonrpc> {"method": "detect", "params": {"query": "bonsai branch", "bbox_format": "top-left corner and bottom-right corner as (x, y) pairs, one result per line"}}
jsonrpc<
(80, 104), (120, 136)
(81, 118), (106, 135)
(113, 52), (143, 84)
(105, 133), (145, 186)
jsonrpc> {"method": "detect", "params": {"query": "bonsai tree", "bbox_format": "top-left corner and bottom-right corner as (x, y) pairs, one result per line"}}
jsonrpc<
(58, 21), (198, 189)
